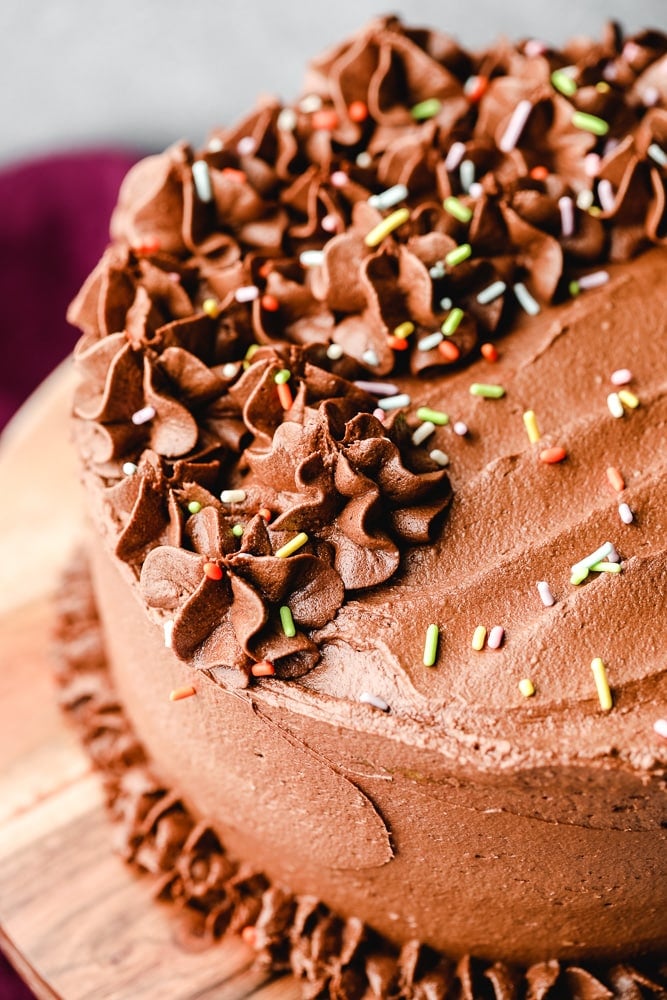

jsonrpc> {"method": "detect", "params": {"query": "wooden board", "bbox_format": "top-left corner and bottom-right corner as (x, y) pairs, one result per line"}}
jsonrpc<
(0, 367), (302, 999)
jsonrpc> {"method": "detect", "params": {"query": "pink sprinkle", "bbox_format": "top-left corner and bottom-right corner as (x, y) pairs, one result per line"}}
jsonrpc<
(558, 196), (574, 238)
(487, 626), (505, 650)
(623, 41), (641, 63)
(642, 86), (660, 107)
(654, 719), (667, 739)
(330, 170), (348, 187)
(602, 63), (618, 82)
(611, 368), (632, 386)
(597, 178), (615, 213)
(167, 271), (181, 283)
(354, 380), (399, 396)
(444, 141), (466, 171)
(373, 407), (386, 422)
(237, 136), (257, 157)
(584, 153), (601, 177)
(524, 39), (547, 57)
(498, 100), (532, 153)
(453, 421), (468, 436)
(578, 270), (609, 290)
(537, 581), (555, 607)
(321, 213), (339, 233)
(607, 544), (621, 563)
(131, 405), (156, 426)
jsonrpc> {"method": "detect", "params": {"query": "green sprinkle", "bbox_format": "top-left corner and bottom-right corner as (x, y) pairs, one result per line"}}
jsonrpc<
(441, 308), (464, 335)
(570, 566), (589, 585)
(274, 368), (291, 384)
(590, 561), (622, 574)
(469, 383), (505, 399)
(279, 605), (296, 637)
(411, 98), (442, 121)
(445, 243), (472, 267)
(245, 344), (260, 361)
(569, 280), (581, 297)
(416, 406), (449, 426)
(443, 196), (473, 223)
(571, 111), (609, 136)
(232, 524), (244, 538)
(187, 501), (202, 515)
(423, 624), (440, 667)
(275, 531), (309, 558)
(550, 69), (578, 97)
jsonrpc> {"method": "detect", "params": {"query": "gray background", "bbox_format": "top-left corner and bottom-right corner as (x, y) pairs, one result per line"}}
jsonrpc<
(2, 0), (667, 167)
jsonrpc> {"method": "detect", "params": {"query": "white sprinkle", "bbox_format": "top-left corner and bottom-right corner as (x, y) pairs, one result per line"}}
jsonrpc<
(576, 189), (595, 211)
(378, 393), (411, 411)
(584, 153), (601, 178)
(439, 296), (453, 311)
(299, 94), (322, 113)
(356, 151), (372, 168)
(498, 99), (532, 153)
(578, 270), (609, 290)
(623, 41), (641, 62)
(299, 250), (324, 268)
(277, 107), (298, 131)
(326, 343), (344, 360)
(618, 502), (634, 525)
(359, 691), (390, 712)
(412, 421), (436, 446)
(513, 282), (540, 315)
(234, 285), (259, 303)
(221, 489), (247, 504)
(192, 160), (213, 203)
(429, 449), (449, 467)
(207, 137), (224, 152)
(444, 141), (466, 171)
(131, 405), (156, 426)
(597, 178), (615, 213)
(418, 331), (444, 352)
(611, 368), (632, 386)
(222, 362), (240, 378)
(330, 170), (348, 188)
(476, 280), (506, 305)
(572, 541), (614, 575)
(453, 421), (468, 436)
(642, 86), (660, 107)
(558, 196), (575, 238)
(537, 581), (555, 607)
(607, 544), (621, 564)
(468, 181), (484, 198)
(607, 392), (624, 419)
(164, 620), (175, 649)
(353, 380), (399, 396)
(321, 214), (339, 233)
(122, 462), (138, 476)
(653, 718), (667, 739)
(487, 625), (505, 650)
(648, 143), (667, 168)
(237, 136), (257, 157)
(362, 348), (379, 367)
(368, 184), (409, 210)
(429, 263), (445, 279)
(459, 159), (475, 193)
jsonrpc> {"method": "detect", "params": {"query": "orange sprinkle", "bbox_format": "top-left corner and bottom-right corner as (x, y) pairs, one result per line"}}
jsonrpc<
(133, 237), (161, 255)
(260, 293), (280, 312)
(221, 167), (246, 182)
(277, 381), (293, 409)
(348, 100), (369, 122)
(437, 340), (460, 363)
(539, 446), (567, 464)
(258, 507), (272, 522)
(480, 342), (499, 362)
(242, 926), (257, 946)
(312, 108), (339, 130)
(607, 466), (625, 492)
(251, 660), (275, 677)
(530, 165), (549, 181)
(388, 336), (410, 351)
(169, 686), (196, 702)
(466, 75), (488, 102)
(258, 261), (274, 279)
(203, 562), (223, 580)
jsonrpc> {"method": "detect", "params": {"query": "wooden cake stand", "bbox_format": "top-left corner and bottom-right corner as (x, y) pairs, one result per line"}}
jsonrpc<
(0, 366), (301, 999)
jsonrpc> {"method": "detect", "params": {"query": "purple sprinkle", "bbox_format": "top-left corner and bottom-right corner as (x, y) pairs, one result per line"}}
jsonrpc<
(578, 270), (609, 290)
(444, 142), (466, 171)
(558, 196), (574, 238)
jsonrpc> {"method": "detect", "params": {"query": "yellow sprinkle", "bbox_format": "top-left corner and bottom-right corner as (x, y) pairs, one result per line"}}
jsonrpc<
(364, 208), (411, 248)
(522, 410), (541, 444)
(518, 678), (535, 698)
(202, 297), (220, 318)
(472, 625), (487, 651)
(618, 388), (639, 409)
(393, 321), (415, 339)
(591, 657), (613, 711)
(275, 532), (309, 559)
(245, 343), (260, 361)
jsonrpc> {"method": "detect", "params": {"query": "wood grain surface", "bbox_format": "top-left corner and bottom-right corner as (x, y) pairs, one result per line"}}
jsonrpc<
(0, 366), (302, 999)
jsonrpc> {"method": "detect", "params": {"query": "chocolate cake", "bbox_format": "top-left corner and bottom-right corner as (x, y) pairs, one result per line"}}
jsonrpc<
(61, 16), (667, 997)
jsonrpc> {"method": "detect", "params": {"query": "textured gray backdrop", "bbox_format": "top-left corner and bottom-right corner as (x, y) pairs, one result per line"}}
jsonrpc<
(2, 0), (667, 166)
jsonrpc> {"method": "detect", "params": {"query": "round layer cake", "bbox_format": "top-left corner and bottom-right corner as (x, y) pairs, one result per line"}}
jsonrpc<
(67, 16), (667, 977)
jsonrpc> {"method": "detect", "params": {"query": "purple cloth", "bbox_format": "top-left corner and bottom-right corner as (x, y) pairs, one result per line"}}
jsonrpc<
(0, 149), (140, 431)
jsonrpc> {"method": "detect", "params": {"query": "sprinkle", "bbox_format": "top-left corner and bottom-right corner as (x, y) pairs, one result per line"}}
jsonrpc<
(237, 136), (258, 157)
(648, 143), (667, 168)
(353, 380), (399, 396)
(618, 388), (639, 409)
(438, 340), (461, 362)
(445, 243), (472, 267)
(312, 108), (339, 131)
(192, 160), (213, 202)
(459, 159), (476, 193)
(232, 524), (244, 538)
(558, 196), (575, 238)
(423, 624), (440, 667)
(539, 446), (567, 464)
(480, 343), (498, 362)
(364, 208), (410, 247)
(453, 421), (468, 436)
(429, 263), (445, 279)
(276, 107), (297, 131)
(321, 214), (339, 233)
(242, 926), (257, 946)
(518, 678), (535, 698)
(275, 532), (309, 559)
(348, 100), (368, 122)
(329, 170), (348, 188)
(221, 489), (246, 504)
(607, 466), (625, 492)
(578, 270), (609, 290)
(368, 184), (409, 210)
(202, 297), (220, 318)
(389, 340), (410, 359)
(607, 545), (621, 563)
(653, 719), (667, 739)
(122, 461), (138, 476)
(570, 566), (589, 585)
(273, 368), (291, 384)
(235, 284), (259, 303)
(610, 368), (632, 386)
(589, 561), (622, 574)
(164, 621), (174, 648)
(188, 501), (202, 514)
(245, 344), (260, 361)
(131, 405), (156, 426)
(277, 381), (293, 409)
(513, 282), (540, 315)
(416, 407), (449, 426)
(169, 686), (196, 702)
(258, 507), (272, 522)
(261, 293), (280, 312)
(359, 691), (390, 712)
(537, 581), (555, 607)
(464, 75), (488, 102)
(429, 449), (449, 466)
(571, 542), (614, 575)
(470, 383), (505, 399)
(597, 179), (615, 213)
(551, 68), (578, 96)
(596, 81), (611, 93)
(444, 142), (466, 171)
(412, 421), (436, 446)
(203, 562), (223, 581)
(607, 392), (625, 419)
(522, 410), (541, 444)
(525, 39), (547, 57)
(442, 308), (464, 335)
(378, 393), (411, 411)
(411, 97), (442, 121)
(299, 249), (324, 267)
(327, 343), (344, 360)
(252, 660), (275, 677)
(221, 167), (246, 183)
(569, 281), (581, 297)
(591, 657), (613, 711)
(618, 502), (634, 524)
(498, 99), (532, 153)
(488, 626), (505, 650)
(576, 189), (595, 211)
(468, 181), (484, 198)
(299, 94), (322, 113)
(279, 605), (296, 638)
(472, 625), (487, 651)
(443, 196), (473, 223)
(207, 137), (224, 152)
(641, 86), (659, 107)
(222, 362), (240, 378)
(439, 297), (453, 311)
(393, 321), (415, 339)
(362, 348), (379, 367)
(572, 111), (609, 136)
(373, 408), (385, 421)
(476, 280), (506, 305)
(356, 151), (372, 168)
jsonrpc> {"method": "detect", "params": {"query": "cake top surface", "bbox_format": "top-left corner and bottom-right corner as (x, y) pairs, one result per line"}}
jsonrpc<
(68, 16), (667, 773)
